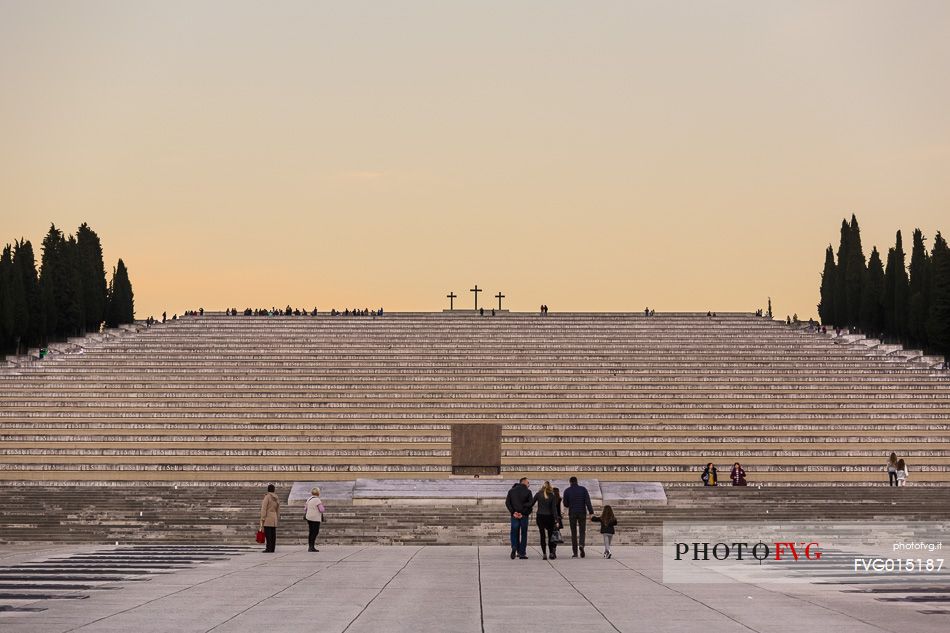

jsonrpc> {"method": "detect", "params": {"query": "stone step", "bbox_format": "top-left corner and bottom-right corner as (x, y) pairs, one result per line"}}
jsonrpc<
(1, 467), (947, 482)
(4, 440), (948, 450)
(3, 484), (950, 545)
(3, 420), (949, 430)
(5, 391), (950, 401)
(3, 311), (946, 486)
(0, 471), (943, 488)
(1, 454), (948, 466)
(5, 381), (948, 392)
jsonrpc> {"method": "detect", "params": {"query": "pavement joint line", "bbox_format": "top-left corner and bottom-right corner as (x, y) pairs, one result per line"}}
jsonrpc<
(609, 553), (762, 633)
(340, 546), (424, 633)
(204, 546), (369, 633)
(476, 546), (485, 633)
(533, 545), (622, 633)
(61, 548), (292, 633)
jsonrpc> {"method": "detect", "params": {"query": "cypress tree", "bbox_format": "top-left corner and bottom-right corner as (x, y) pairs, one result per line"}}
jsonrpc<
(818, 245), (837, 326)
(0, 244), (27, 354)
(883, 231), (910, 340)
(39, 224), (64, 339)
(76, 223), (108, 332)
(927, 232), (950, 358)
(39, 225), (83, 338)
(0, 246), (14, 353)
(860, 247), (886, 337)
(7, 247), (28, 354)
(883, 247), (896, 337)
(844, 215), (866, 327)
(907, 228), (930, 347)
(61, 235), (85, 336)
(14, 240), (42, 349)
(107, 259), (135, 326)
(7, 225), (131, 348)
(834, 219), (850, 326)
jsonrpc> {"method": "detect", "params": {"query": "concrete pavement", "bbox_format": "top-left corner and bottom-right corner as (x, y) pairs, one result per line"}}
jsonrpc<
(1, 545), (947, 633)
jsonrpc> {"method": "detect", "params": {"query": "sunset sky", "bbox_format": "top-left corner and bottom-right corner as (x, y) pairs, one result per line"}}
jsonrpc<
(1, 1), (948, 320)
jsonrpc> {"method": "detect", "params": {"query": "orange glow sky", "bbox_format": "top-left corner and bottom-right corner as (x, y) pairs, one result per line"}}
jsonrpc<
(2, 2), (948, 320)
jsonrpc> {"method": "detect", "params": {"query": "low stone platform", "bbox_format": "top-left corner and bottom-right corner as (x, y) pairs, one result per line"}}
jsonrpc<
(288, 479), (665, 506)
(601, 482), (667, 504)
(6, 485), (949, 547)
(286, 481), (357, 504)
(2, 545), (947, 632)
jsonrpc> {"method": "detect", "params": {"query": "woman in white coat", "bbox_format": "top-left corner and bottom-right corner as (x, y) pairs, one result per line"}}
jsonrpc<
(304, 487), (325, 551)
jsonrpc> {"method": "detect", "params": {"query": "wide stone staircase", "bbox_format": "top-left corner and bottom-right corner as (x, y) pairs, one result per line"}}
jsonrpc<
(1, 486), (949, 546)
(1, 311), (948, 485)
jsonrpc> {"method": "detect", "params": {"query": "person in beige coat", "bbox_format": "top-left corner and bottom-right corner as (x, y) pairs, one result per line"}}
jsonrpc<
(260, 484), (280, 552)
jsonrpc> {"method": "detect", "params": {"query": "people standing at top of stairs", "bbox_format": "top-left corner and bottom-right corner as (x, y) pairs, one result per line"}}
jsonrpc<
(260, 484), (280, 553)
(533, 481), (562, 560)
(896, 459), (910, 487)
(506, 478), (534, 559)
(562, 476), (594, 558)
(304, 487), (325, 552)
(730, 462), (747, 486)
(887, 453), (900, 486)
(701, 463), (718, 486)
(590, 505), (618, 559)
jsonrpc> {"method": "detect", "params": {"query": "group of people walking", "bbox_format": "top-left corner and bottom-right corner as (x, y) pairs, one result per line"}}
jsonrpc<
(505, 476), (618, 560)
(256, 458), (916, 557)
(258, 479), (619, 558)
(887, 453), (910, 486)
(225, 306), (386, 317)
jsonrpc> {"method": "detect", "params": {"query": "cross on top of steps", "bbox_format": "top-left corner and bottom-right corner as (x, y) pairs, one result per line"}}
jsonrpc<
(470, 284), (482, 310)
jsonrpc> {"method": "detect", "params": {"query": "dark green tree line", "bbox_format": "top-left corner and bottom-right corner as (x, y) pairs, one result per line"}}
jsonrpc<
(0, 223), (134, 355)
(817, 216), (950, 359)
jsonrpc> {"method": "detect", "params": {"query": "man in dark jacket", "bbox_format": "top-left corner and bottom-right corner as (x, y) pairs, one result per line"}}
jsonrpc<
(562, 476), (593, 558)
(505, 478), (534, 559)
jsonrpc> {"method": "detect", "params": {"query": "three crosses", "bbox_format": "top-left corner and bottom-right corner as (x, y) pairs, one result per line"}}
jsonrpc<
(446, 285), (505, 310)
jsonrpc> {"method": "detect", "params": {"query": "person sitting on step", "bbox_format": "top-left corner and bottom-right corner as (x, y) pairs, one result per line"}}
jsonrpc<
(701, 462), (718, 486)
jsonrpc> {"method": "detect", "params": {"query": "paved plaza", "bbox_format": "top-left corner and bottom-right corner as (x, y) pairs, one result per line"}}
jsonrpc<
(1, 544), (947, 633)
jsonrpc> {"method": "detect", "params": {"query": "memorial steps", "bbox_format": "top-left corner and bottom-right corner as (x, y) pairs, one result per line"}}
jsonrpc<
(0, 312), (948, 484)
(1, 486), (949, 546)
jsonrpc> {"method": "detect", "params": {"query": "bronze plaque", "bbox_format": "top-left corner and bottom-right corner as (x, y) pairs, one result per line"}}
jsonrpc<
(451, 424), (501, 475)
